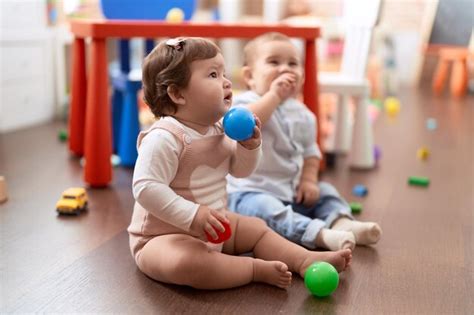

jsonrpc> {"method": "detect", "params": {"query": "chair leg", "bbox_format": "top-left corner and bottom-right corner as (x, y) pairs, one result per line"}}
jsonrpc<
(432, 58), (449, 95)
(112, 88), (123, 153)
(118, 80), (142, 167)
(349, 95), (374, 169)
(450, 58), (468, 98)
(334, 94), (352, 153)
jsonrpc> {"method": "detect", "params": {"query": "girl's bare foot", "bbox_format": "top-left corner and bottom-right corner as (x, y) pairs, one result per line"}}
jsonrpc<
(299, 248), (352, 277)
(253, 259), (292, 289)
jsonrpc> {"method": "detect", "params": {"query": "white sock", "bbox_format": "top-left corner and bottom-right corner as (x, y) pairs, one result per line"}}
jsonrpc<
(332, 218), (382, 245)
(315, 228), (356, 251)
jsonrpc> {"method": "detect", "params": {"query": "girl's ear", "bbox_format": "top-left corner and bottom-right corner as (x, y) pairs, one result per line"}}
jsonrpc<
(242, 66), (254, 89)
(167, 85), (186, 106)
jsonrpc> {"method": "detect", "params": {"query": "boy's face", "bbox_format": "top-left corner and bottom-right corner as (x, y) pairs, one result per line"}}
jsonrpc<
(181, 53), (233, 125)
(245, 40), (303, 97)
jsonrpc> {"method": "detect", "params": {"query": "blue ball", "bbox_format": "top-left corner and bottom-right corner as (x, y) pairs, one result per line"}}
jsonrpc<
(352, 184), (368, 197)
(426, 118), (437, 131)
(223, 107), (256, 141)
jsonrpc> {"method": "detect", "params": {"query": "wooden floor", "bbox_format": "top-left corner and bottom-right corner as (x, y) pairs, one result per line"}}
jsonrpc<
(1, 88), (473, 314)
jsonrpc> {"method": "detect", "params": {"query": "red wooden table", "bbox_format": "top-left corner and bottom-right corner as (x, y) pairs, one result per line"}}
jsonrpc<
(69, 19), (321, 187)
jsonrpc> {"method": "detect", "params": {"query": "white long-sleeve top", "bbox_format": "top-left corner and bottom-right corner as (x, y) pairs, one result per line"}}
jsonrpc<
(128, 117), (261, 238)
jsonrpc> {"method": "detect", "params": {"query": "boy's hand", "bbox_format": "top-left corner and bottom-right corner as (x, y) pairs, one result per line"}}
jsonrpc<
(296, 181), (320, 207)
(238, 115), (262, 150)
(190, 205), (230, 241)
(270, 73), (297, 102)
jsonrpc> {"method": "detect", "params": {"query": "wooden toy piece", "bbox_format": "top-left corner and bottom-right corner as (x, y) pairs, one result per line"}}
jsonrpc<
(384, 97), (401, 117)
(417, 147), (430, 160)
(408, 176), (430, 187)
(426, 118), (437, 130)
(352, 184), (368, 197)
(349, 202), (362, 214)
(0, 176), (8, 203)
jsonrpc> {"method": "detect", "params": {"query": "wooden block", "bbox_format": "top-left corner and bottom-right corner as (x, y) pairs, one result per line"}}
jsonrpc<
(0, 176), (8, 203)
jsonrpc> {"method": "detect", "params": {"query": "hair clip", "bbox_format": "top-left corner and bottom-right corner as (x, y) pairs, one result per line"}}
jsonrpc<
(166, 38), (186, 51)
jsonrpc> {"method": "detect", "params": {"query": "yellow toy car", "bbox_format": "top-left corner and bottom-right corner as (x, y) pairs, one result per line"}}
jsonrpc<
(56, 187), (88, 215)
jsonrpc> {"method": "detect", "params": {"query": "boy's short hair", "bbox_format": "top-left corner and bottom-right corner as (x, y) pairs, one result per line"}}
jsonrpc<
(142, 37), (220, 117)
(243, 32), (292, 66)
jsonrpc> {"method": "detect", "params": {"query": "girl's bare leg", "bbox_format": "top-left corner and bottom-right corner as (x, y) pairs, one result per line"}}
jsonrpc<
(224, 212), (352, 278)
(136, 233), (289, 289)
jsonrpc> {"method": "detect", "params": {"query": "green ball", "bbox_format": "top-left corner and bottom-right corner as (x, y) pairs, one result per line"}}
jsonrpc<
(304, 262), (339, 297)
(58, 129), (68, 142)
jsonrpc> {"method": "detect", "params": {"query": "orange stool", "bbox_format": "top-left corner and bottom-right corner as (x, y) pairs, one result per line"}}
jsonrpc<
(432, 47), (469, 98)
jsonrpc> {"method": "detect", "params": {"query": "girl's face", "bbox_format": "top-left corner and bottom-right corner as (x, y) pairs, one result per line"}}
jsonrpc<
(246, 40), (303, 96)
(180, 53), (232, 125)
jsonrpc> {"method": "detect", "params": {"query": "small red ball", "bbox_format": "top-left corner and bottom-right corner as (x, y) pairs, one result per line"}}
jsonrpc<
(206, 220), (232, 244)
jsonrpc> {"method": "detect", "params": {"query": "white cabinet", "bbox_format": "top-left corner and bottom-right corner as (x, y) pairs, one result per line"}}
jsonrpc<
(0, 0), (55, 132)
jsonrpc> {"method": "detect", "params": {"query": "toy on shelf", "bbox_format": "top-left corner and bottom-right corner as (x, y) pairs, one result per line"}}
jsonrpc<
(205, 220), (232, 244)
(349, 202), (363, 214)
(352, 184), (368, 197)
(426, 118), (437, 131)
(0, 176), (8, 204)
(223, 107), (256, 141)
(56, 187), (88, 215)
(417, 147), (430, 160)
(408, 176), (430, 187)
(304, 261), (339, 297)
(384, 97), (401, 117)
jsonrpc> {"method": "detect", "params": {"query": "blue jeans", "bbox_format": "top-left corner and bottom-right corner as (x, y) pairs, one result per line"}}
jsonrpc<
(227, 182), (353, 249)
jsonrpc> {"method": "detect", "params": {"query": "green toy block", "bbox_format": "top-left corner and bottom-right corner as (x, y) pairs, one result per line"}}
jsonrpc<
(349, 202), (362, 214)
(408, 176), (430, 187)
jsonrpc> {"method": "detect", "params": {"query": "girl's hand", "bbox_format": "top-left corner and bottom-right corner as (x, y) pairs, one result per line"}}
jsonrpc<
(270, 73), (297, 102)
(190, 206), (230, 241)
(295, 181), (320, 207)
(238, 115), (262, 150)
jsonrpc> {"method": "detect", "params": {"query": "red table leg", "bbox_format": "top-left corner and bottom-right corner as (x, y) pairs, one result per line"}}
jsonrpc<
(69, 37), (87, 156)
(84, 38), (112, 187)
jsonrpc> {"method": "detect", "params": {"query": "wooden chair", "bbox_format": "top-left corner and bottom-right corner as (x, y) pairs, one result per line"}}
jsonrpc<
(320, 0), (383, 169)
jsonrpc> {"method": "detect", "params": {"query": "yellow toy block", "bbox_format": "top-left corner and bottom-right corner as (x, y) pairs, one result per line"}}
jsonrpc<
(417, 147), (430, 160)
